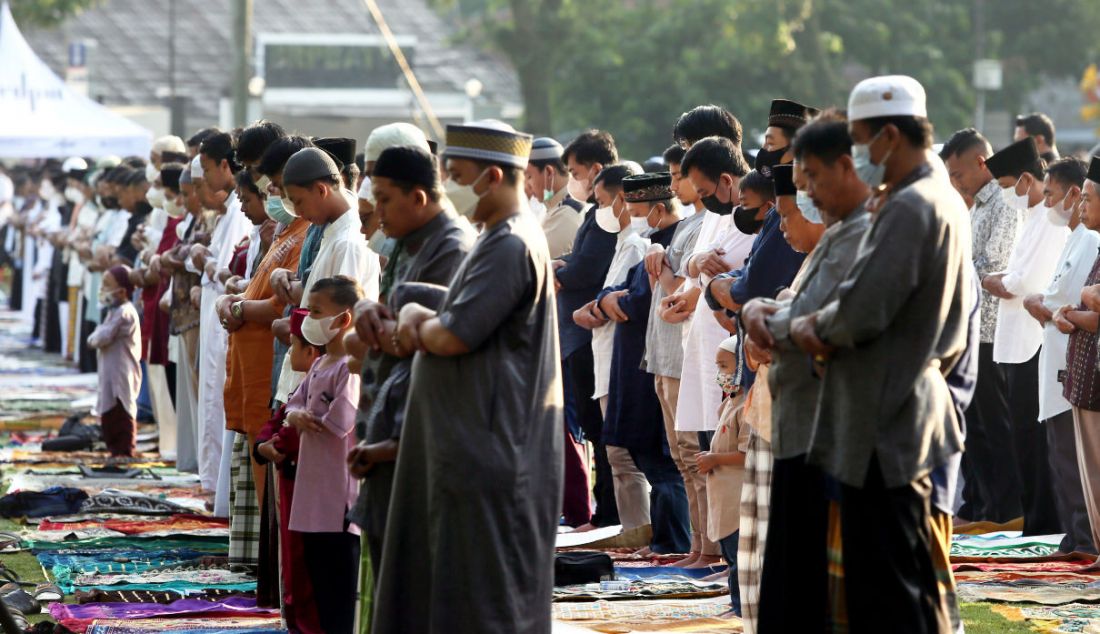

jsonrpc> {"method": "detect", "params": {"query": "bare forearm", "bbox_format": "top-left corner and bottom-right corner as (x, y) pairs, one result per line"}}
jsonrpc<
(418, 317), (469, 356)
(1067, 310), (1100, 333)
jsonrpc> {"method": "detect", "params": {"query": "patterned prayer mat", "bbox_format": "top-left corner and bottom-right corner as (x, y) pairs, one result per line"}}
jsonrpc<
(84, 616), (285, 633)
(553, 598), (739, 633)
(555, 580), (728, 602)
(951, 532), (1064, 560)
(956, 582), (1100, 605)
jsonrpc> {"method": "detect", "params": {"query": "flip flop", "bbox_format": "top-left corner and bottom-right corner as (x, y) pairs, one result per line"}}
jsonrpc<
(33, 582), (62, 603)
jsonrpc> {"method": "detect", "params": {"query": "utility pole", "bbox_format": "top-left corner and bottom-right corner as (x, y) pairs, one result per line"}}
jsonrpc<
(168, 0), (184, 137)
(973, 0), (986, 132)
(231, 0), (253, 128)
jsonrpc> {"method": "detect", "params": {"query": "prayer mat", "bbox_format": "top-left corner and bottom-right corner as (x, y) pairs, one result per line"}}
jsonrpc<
(554, 580), (728, 602)
(38, 514), (227, 535)
(227, 433), (259, 568)
(614, 566), (727, 581)
(83, 616), (285, 633)
(953, 559), (1097, 573)
(553, 597), (737, 632)
(51, 596), (276, 633)
(950, 532), (1064, 560)
(956, 581), (1100, 605)
(75, 589), (254, 604)
(1016, 603), (1100, 633)
(29, 536), (228, 553)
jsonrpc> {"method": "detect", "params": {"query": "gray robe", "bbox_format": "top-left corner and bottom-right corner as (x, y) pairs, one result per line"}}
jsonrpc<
(373, 212), (564, 634)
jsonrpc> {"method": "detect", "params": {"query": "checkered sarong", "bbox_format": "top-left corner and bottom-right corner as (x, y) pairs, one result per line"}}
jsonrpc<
(228, 432), (260, 567)
(737, 431), (772, 634)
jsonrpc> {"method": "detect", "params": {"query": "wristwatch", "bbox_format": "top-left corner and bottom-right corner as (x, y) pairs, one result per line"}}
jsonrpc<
(230, 301), (244, 321)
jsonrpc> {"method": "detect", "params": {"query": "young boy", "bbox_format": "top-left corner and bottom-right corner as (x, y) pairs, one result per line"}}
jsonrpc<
(254, 307), (322, 634)
(87, 265), (142, 457)
(697, 336), (751, 615)
(285, 275), (363, 634)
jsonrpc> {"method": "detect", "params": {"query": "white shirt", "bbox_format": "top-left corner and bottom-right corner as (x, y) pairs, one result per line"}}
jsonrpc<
(675, 212), (755, 431)
(591, 227), (648, 400)
(274, 207), (380, 402)
(66, 202), (100, 287)
(1038, 223), (1100, 420)
(993, 202), (1070, 364)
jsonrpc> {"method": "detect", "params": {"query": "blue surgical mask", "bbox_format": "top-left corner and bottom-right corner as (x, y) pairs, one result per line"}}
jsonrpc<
(796, 190), (823, 224)
(265, 196), (296, 225)
(852, 129), (890, 190)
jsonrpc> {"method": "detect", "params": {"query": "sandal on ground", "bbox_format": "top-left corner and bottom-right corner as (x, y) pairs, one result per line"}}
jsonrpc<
(0, 582), (39, 614)
(33, 582), (63, 603)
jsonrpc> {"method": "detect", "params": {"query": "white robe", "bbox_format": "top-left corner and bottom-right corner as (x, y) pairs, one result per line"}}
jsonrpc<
(675, 211), (754, 432)
(196, 197), (251, 491)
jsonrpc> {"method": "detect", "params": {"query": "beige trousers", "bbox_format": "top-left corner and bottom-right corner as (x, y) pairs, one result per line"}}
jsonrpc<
(1072, 407), (1100, 551)
(600, 395), (651, 530)
(655, 375), (718, 555)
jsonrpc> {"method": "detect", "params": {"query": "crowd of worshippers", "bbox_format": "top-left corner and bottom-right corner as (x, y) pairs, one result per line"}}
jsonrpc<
(2, 71), (1099, 633)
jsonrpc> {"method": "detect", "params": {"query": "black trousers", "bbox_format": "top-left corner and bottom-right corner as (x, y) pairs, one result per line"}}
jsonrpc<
(757, 456), (829, 633)
(1004, 352), (1061, 535)
(79, 319), (98, 373)
(960, 342), (1021, 522)
(565, 346), (618, 527)
(1046, 410), (1095, 553)
(302, 530), (360, 634)
(840, 456), (949, 634)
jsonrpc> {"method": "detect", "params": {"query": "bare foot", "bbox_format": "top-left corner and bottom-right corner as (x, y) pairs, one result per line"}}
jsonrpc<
(671, 552), (700, 567)
(701, 570), (729, 583)
(633, 546), (653, 557)
(685, 554), (724, 569)
(1082, 555), (1100, 571)
(570, 523), (598, 533)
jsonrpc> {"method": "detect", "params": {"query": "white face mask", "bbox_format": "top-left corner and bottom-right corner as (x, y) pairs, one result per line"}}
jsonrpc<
(301, 310), (348, 346)
(630, 216), (650, 234)
(145, 163), (159, 182)
(164, 196), (187, 219)
(146, 186), (166, 209)
(528, 196), (547, 220)
(1001, 176), (1029, 211)
(445, 169), (490, 219)
(256, 175), (271, 194)
(595, 203), (622, 234)
(64, 186), (85, 206)
(1045, 192), (1074, 226)
(567, 174), (589, 201)
(98, 287), (120, 308)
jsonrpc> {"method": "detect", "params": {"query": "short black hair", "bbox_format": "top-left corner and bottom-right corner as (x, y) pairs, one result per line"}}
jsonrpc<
(792, 112), (853, 165)
(187, 127), (219, 149)
(860, 116), (934, 150)
(529, 156), (567, 176)
(662, 144), (686, 166)
(200, 131), (241, 172)
(680, 136), (749, 184)
(1016, 113), (1056, 147)
(257, 135), (314, 178)
(939, 128), (992, 161)
(160, 162), (186, 194)
(234, 169), (260, 196)
(1047, 157), (1088, 190)
(673, 105), (743, 148)
(373, 146), (442, 202)
(562, 130), (618, 167)
(593, 163), (642, 192)
(309, 275), (363, 309)
(236, 121), (287, 165)
(292, 333), (326, 355)
(740, 169), (775, 201)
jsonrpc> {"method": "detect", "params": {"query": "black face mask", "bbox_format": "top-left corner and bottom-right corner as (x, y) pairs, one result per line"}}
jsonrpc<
(733, 205), (765, 235)
(102, 196), (119, 209)
(702, 176), (735, 215)
(754, 146), (788, 178)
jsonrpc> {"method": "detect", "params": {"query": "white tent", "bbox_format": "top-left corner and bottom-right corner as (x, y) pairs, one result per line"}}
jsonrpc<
(0, 2), (151, 158)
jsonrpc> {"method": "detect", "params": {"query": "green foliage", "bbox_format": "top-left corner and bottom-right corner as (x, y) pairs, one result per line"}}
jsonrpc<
(444, 0), (1100, 158)
(9, 0), (101, 28)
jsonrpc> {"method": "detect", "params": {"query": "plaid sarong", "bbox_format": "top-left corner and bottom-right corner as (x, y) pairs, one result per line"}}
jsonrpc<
(228, 433), (259, 568)
(737, 431), (772, 634)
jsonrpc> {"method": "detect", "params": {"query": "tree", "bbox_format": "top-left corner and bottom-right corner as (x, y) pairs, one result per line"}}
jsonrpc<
(9, 0), (101, 28)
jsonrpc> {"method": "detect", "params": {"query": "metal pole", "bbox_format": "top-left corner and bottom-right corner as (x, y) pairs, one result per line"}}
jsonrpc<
(231, 0), (253, 127)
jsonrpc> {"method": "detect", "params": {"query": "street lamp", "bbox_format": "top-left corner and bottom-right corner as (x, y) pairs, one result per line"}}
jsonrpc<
(464, 78), (483, 123)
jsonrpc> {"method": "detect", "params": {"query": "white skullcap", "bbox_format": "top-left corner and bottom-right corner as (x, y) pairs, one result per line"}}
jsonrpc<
(364, 123), (430, 163)
(152, 135), (187, 155)
(357, 175), (374, 203)
(62, 157), (88, 173)
(190, 155), (204, 179)
(848, 75), (927, 122)
(718, 335), (739, 355)
(530, 137), (564, 162)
